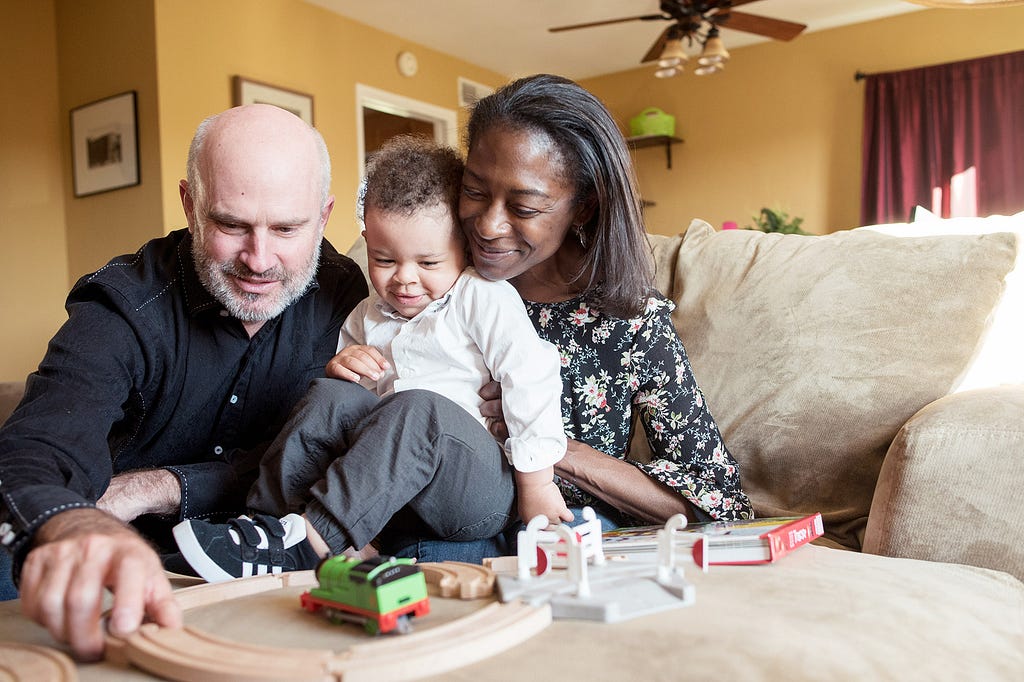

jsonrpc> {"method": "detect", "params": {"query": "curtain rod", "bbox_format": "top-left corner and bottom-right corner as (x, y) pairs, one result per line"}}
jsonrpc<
(854, 70), (870, 82)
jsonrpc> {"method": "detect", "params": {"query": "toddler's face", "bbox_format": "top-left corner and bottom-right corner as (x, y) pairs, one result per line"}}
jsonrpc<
(364, 203), (467, 318)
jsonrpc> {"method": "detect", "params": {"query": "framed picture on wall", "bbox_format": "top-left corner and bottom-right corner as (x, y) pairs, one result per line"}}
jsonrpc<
(70, 91), (140, 198)
(233, 76), (314, 125)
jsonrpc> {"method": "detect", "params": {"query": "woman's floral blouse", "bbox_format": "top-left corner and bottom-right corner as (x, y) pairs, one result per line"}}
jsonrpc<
(523, 292), (753, 523)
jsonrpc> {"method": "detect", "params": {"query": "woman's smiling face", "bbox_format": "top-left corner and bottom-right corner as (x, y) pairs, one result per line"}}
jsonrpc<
(459, 125), (583, 283)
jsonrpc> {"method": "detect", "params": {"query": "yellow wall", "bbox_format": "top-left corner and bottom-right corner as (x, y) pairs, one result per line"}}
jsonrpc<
(3, 1), (1023, 382)
(0, 0), (505, 382)
(152, 0), (506, 251)
(0, 1), (68, 382)
(55, 0), (163, 278)
(582, 6), (1024, 236)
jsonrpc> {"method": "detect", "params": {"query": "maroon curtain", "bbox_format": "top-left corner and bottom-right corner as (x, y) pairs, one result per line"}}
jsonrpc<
(861, 50), (1024, 225)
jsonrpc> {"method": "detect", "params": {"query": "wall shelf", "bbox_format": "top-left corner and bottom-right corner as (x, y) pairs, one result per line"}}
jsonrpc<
(625, 135), (684, 169)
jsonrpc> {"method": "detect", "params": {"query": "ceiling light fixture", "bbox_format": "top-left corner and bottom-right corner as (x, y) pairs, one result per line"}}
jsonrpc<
(697, 27), (730, 68)
(653, 26), (688, 78)
(650, 21), (734, 79)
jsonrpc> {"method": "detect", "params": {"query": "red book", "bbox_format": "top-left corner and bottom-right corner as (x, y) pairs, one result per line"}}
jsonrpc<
(690, 513), (824, 566)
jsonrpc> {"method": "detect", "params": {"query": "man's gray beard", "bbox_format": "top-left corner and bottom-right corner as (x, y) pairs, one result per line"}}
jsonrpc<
(191, 233), (322, 323)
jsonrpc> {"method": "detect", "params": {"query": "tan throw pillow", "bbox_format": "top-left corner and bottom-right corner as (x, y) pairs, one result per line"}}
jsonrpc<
(671, 219), (1018, 550)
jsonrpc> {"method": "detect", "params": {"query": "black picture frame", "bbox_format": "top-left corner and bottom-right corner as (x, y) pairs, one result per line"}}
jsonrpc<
(70, 91), (140, 198)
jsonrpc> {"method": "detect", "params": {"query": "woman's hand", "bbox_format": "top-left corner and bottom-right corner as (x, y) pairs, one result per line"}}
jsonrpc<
(326, 345), (388, 382)
(556, 439), (695, 524)
(478, 379), (509, 440)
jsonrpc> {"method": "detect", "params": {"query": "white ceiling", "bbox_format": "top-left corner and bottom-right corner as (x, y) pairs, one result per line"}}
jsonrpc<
(304, 0), (926, 80)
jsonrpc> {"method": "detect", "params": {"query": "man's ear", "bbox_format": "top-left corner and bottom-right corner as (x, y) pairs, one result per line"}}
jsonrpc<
(318, 195), (336, 237)
(180, 180), (196, 234)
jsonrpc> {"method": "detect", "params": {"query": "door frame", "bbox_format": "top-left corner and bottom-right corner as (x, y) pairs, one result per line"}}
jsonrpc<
(355, 84), (458, 177)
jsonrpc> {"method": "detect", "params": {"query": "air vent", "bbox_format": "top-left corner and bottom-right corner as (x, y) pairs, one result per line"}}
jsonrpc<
(458, 77), (494, 108)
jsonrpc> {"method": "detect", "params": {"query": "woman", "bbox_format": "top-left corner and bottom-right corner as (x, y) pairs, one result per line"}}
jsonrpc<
(461, 74), (751, 528)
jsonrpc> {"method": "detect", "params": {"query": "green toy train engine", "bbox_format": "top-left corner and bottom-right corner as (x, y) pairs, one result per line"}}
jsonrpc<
(300, 555), (430, 635)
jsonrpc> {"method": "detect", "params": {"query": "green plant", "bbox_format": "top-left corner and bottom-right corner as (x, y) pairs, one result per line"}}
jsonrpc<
(747, 207), (809, 235)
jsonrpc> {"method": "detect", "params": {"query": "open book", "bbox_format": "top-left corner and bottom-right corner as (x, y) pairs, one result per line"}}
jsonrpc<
(601, 513), (824, 566)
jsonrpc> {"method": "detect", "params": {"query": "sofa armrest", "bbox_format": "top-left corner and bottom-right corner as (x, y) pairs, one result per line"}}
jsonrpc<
(863, 386), (1024, 580)
(0, 381), (25, 426)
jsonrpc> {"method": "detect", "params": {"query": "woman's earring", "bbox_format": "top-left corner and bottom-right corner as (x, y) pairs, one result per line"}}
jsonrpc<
(573, 223), (587, 248)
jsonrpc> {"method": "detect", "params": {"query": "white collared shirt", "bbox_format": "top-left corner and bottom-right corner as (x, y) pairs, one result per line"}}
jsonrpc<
(339, 268), (566, 472)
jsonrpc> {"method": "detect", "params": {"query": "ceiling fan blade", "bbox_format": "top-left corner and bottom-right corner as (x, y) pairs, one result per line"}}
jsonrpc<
(717, 10), (806, 41)
(640, 25), (675, 64)
(549, 13), (666, 33)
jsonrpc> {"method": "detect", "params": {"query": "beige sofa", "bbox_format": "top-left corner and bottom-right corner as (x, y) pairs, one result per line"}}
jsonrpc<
(646, 212), (1024, 581)
(7, 209), (1021, 579)
(2, 212), (1022, 679)
(346, 209), (1024, 580)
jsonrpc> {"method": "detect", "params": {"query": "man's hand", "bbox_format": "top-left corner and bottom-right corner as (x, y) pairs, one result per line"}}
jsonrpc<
(478, 380), (508, 440)
(19, 508), (182, 661)
(325, 345), (389, 382)
(97, 469), (181, 523)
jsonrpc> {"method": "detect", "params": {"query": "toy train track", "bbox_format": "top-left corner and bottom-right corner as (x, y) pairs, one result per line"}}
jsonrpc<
(419, 560), (496, 599)
(0, 642), (77, 682)
(106, 565), (550, 682)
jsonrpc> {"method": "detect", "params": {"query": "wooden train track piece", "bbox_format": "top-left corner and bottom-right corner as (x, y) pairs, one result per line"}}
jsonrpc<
(118, 624), (334, 682)
(336, 600), (550, 681)
(0, 641), (77, 682)
(171, 569), (317, 611)
(105, 563), (550, 681)
(418, 561), (495, 599)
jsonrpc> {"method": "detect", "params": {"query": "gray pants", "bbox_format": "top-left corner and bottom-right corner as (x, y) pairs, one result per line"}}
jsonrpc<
(247, 378), (515, 555)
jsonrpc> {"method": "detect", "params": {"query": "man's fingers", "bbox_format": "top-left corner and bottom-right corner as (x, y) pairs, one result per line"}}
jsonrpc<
(106, 553), (147, 638)
(145, 582), (183, 630)
(64, 550), (108, 661)
(19, 512), (175, 662)
(108, 548), (181, 637)
(21, 541), (107, 662)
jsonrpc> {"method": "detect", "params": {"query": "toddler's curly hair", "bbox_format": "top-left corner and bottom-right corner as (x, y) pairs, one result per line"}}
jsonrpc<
(359, 135), (464, 228)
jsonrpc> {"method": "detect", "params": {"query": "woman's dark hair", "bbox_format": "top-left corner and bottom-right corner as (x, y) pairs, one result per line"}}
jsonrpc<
(465, 74), (653, 318)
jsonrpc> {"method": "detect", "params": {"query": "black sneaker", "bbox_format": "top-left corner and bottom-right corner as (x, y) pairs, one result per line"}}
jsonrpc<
(172, 513), (320, 583)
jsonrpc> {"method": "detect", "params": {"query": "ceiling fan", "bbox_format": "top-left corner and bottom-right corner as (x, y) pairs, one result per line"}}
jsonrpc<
(549, 1), (807, 77)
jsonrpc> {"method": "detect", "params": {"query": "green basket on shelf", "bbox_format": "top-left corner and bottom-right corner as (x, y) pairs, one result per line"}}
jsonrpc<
(629, 107), (675, 137)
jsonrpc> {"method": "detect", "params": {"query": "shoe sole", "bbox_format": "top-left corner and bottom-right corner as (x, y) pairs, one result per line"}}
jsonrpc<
(172, 521), (238, 584)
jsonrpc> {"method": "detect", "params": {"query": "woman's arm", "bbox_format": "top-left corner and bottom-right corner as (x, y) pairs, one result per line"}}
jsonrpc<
(555, 439), (695, 524)
(479, 381), (690, 523)
(615, 297), (752, 525)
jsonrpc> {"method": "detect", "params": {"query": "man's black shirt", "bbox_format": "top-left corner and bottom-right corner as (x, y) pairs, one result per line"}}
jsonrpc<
(0, 229), (367, 566)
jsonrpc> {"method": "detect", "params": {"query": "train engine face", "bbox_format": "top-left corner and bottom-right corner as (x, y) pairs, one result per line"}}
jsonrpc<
(300, 555), (430, 635)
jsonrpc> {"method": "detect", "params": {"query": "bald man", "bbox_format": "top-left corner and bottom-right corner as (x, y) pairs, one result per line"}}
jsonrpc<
(0, 104), (367, 660)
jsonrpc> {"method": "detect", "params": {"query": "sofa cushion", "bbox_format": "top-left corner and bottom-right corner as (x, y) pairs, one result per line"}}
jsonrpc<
(0, 381), (25, 426)
(670, 220), (1018, 550)
(863, 207), (1024, 392)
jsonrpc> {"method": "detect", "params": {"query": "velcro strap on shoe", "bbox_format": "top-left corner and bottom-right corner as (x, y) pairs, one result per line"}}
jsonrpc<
(254, 514), (286, 538)
(229, 517), (262, 562)
(254, 515), (286, 567)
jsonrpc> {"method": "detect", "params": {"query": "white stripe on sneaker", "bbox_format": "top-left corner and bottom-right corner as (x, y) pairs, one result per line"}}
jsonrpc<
(171, 521), (236, 584)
